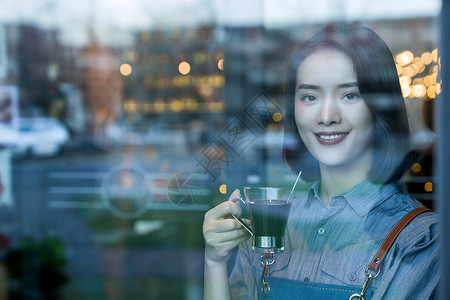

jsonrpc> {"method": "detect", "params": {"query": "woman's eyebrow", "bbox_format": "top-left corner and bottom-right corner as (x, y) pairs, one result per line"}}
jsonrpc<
(337, 82), (358, 88)
(297, 84), (320, 90)
(297, 82), (358, 90)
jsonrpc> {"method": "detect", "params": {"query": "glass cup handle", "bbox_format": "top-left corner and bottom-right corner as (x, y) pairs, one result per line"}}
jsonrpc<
(230, 197), (253, 236)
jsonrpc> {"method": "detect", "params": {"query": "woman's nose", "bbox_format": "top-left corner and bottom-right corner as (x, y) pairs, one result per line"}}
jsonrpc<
(316, 98), (341, 126)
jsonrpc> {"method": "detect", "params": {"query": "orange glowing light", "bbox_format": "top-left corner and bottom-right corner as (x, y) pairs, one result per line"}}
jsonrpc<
(120, 63), (132, 76)
(219, 184), (227, 194)
(427, 86), (436, 98)
(412, 163), (422, 173)
(396, 51), (414, 66)
(435, 83), (442, 94)
(272, 112), (282, 122)
(401, 85), (411, 98)
(178, 61), (191, 75)
(424, 182), (433, 192)
(412, 84), (426, 98)
(402, 66), (415, 77)
(218, 58), (224, 71)
(399, 76), (411, 86)
(431, 49), (438, 62)
(421, 52), (432, 65)
(170, 100), (184, 112)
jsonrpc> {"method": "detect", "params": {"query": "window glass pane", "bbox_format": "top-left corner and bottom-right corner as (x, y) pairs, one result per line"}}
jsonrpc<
(0, 1), (442, 299)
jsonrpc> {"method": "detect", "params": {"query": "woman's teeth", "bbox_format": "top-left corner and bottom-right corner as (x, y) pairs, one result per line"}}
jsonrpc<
(318, 133), (348, 140)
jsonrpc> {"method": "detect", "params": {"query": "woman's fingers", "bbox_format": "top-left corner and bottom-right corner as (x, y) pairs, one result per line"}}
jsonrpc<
(228, 188), (241, 200)
(205, 231), (251, 263)
(209, 217), (250, 233)
(204, 200), (242, 223)
(202, 189), (252, 264)
(207, 224), (250, 244)
(204, 189), (243, 223)
(203, 216), (251, 247)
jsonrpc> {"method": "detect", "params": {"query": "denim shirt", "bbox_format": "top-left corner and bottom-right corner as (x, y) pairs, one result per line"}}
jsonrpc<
(229, 180), (439, 299)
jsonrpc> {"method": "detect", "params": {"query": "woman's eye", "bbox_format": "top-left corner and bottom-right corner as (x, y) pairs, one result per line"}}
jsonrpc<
(343, 93), (361, 100)
(300, 95), (317, 102)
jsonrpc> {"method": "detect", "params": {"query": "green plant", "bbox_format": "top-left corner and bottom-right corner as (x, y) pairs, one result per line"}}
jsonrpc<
(2, 237), (68, 300)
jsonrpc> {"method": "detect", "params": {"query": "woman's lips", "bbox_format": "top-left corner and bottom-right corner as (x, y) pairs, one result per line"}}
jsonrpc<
(314, 131), (349, 145)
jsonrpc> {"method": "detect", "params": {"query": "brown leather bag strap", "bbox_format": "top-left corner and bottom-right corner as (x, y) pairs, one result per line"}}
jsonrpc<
(366, 206), (431, 275)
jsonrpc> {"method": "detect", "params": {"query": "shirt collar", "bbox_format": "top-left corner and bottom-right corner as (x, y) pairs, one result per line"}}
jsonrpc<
(306, 180), (401, 217)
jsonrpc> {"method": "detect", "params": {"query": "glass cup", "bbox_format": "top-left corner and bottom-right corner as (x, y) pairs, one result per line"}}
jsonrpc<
(232, 187), (294, 253)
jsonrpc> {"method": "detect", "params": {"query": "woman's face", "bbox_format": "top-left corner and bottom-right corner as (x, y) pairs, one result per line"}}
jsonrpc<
(294, 49), (374, 170)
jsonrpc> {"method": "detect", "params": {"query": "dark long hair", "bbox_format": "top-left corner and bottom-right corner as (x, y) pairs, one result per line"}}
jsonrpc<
(283, 23), (410, 184)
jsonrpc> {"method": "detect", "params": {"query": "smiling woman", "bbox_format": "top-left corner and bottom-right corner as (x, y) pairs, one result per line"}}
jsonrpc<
(294, 50), (374, 196)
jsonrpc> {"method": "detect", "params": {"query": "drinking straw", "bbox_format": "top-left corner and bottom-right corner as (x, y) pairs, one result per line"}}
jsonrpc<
(288, 171), (302, 202)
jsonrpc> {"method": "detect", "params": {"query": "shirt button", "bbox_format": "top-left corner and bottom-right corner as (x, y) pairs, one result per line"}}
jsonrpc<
(349, 272), (357, 281)
(304, 277), (309, 282)
(317, 227), (325, 235)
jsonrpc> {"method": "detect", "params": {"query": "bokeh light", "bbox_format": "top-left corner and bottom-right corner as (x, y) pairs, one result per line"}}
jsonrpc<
(170, 99), (184, 112)
(396, 51), (414, 66)
(424, 182), (433, 192)
(412, 163), (422, 173)
(399, 76), (411, 86)
(120, 63), (132, 76)
(401, 85), (411, 98)
(178, 61), (191, 75)
(219, 184), (227, 194)
(401, 66), (415, 77)
(218, 58), (224, 71)
(272, 112), (282, 122)
(435, 83), (442, 94)
(421, 52), (432, 65)
(412, 84), (427, 98)
(427, 86), (436, 98)
(431, 49), (438, 62)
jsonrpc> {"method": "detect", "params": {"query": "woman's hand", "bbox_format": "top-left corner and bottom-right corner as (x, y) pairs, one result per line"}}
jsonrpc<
(203, 189), (251, 265)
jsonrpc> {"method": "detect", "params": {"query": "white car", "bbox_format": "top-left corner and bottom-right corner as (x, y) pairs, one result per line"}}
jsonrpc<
(0, 117), (70, 158)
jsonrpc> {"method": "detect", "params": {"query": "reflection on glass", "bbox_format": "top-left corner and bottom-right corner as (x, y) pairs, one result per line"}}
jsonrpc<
(0, 1), (443, 299)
